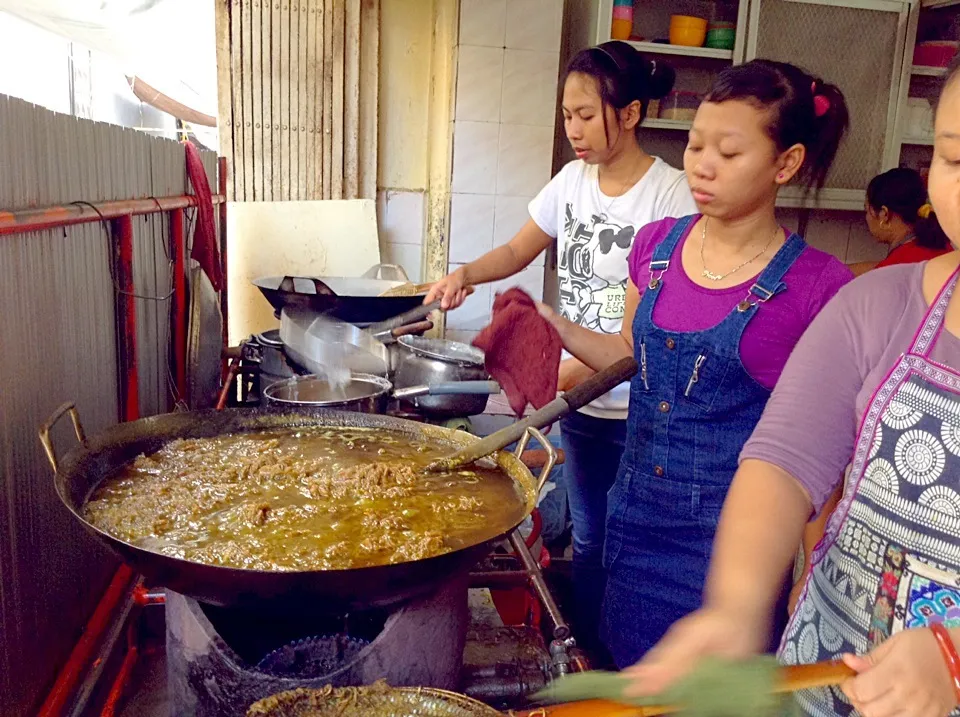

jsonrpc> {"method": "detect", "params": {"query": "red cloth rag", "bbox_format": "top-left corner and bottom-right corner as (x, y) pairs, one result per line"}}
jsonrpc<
(184, 141), (223, 291)
(472, 288), (562, 417)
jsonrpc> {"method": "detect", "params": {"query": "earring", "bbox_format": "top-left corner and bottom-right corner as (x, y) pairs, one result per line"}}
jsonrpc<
(778, 173), (785, 180)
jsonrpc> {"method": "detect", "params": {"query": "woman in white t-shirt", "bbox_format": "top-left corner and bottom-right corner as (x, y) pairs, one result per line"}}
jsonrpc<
(425, 41), (696, 658)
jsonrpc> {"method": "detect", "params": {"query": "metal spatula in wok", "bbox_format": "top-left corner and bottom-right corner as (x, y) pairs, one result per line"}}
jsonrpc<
(426, 356), (638, 472)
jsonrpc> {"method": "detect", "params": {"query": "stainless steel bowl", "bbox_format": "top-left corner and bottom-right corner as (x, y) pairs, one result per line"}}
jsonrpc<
(262, 374), (392, 413)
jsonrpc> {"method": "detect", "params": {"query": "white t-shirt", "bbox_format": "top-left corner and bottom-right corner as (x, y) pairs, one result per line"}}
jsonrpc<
(529, 157), (696, 420)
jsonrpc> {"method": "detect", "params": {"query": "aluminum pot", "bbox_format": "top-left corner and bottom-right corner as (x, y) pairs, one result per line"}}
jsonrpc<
(263, 373), (393, 413)
(393, 336), (492, 418)
(262, 374), (500, 416)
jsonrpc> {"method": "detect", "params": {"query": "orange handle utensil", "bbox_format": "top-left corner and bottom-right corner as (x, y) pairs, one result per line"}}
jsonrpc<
(511, 660), (857, 717)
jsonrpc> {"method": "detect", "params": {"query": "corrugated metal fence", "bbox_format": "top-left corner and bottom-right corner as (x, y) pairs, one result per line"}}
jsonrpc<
(0, 92), (217, 715)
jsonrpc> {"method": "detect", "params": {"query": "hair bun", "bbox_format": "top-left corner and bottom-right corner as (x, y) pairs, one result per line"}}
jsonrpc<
(645, 58), (676, 100)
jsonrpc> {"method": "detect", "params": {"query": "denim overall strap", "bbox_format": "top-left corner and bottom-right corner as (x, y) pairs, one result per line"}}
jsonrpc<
(712, 232), (808, 342)
(646, 214), (697, 291)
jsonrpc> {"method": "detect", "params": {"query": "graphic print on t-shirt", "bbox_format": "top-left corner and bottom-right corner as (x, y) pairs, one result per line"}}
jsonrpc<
(558, 203), (635, 333)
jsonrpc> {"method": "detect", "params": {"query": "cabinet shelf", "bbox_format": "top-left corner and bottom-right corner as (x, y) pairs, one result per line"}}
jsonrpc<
(912, 65), (948, 77)
(641, 118), (694, 131)
(902, 136), (935, 146)
(775, 188), (866, 211)
(921, 0), (960, 9)
(622, 41), (734, 61)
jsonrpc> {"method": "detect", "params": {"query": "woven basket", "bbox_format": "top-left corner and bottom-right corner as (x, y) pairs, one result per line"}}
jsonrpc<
(246, 682), (502, 717)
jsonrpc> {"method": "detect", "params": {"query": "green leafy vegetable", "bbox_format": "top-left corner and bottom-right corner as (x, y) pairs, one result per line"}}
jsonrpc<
(534, 656), (798, 717)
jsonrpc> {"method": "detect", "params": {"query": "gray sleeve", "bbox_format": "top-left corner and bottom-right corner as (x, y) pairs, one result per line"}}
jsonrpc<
(739, 286), (866, 513)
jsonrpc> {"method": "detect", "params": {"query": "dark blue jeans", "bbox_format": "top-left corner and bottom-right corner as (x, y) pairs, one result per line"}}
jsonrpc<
(560, 411), (627, 655)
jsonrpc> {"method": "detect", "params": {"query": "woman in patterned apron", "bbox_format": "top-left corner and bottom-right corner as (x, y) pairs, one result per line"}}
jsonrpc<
(537, 59), (853, 667)
(627, 57), (960, 717)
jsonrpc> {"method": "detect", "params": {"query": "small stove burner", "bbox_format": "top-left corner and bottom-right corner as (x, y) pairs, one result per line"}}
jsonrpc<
(166, 577), (468, 717)
(256, 635), (370, 678)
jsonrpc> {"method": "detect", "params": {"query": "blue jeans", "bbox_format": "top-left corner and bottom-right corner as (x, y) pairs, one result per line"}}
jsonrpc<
(560, 411), (627, 654)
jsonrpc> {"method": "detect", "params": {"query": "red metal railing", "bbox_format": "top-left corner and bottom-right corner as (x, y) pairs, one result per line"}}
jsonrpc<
(3, 156), (229, 715)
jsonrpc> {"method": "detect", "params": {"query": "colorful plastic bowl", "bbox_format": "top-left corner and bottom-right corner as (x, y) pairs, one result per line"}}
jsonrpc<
(669, 15), (707, 47)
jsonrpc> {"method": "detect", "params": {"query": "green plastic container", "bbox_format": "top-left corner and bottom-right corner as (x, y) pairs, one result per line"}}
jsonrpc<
(705, 26), (735, 50)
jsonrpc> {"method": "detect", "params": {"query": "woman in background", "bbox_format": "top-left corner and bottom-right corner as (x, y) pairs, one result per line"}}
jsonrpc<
(850, 167), (951, 276)
(426, 41), (695, 659)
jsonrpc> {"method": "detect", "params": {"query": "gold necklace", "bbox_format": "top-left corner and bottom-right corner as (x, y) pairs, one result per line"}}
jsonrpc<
(699, 218), (779, 282)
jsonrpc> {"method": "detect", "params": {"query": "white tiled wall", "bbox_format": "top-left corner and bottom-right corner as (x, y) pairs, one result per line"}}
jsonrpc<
(778, 209), (887, 264)
(377, 190), (425, 282)
(448, 0), (564, 327)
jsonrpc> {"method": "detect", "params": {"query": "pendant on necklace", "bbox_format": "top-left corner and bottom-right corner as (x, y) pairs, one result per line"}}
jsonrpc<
(702, 269), (725, 281)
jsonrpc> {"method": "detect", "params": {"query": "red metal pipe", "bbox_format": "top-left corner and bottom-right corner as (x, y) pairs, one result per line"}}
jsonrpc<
(99, 617), (140, 717)
(112, 216), (139, 423)
(36, 566), (136, 717)
(0, 194), (225, 236)
(132, 585), (166, 607)
(216, 357), (242, 411)
(170, 208), (188, 404)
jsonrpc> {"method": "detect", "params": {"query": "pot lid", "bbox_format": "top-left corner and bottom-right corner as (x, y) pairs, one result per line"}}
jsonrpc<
(398, 336), (485, 367)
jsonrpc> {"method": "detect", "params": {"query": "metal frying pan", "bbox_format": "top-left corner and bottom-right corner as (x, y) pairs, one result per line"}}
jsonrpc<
(253, 275), (427, 324)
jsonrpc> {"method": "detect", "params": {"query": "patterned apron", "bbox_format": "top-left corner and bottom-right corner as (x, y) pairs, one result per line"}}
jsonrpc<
(780, 268), (960, 717)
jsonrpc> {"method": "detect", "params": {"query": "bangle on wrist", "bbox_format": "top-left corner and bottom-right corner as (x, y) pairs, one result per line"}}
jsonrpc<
(931, 623), (960, 703)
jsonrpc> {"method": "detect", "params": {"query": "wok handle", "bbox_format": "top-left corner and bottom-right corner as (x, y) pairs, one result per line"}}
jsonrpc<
(368, 300), (443, 334)
(38, 402), (87, 474)
(371, 319), (434, 343)
(561, 357), (638, 413)
(425, 357), (638, 472)
(515, 427), (558, 494)
(392, 381), (500, 400)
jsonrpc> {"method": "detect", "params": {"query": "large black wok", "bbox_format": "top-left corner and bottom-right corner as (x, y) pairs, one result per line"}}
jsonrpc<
(253, 275), (426, 324)
(39, 405), (545, 613)
(40, 358), (636, 614)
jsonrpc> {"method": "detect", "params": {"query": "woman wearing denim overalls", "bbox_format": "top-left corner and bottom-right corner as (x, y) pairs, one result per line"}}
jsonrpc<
(626, 57), (960, 717)
(539, 60), (854, 667)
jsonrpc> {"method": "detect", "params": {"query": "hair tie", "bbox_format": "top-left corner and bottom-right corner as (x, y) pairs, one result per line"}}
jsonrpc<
(810, 81), (830, 118)
(918, 203), (933, 219)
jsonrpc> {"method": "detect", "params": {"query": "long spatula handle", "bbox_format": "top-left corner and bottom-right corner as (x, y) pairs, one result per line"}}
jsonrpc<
(426, 357), (637, 472)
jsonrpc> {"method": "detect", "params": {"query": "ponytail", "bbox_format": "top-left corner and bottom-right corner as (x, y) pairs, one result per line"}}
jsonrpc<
(915, 208), (951, 251)
(705, 60), (850, 194)
(867, 168), (950, 251)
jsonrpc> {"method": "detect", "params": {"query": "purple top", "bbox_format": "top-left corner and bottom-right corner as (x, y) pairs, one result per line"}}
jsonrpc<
(628, 217), (853, 390)
(741, 263), (960, 513)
